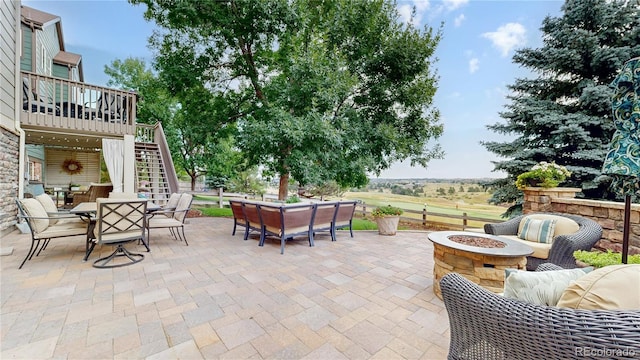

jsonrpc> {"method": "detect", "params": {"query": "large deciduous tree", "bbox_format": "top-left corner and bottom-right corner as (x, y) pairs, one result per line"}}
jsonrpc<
(131, 0), (443, 200)
(483, 0), (640, 216)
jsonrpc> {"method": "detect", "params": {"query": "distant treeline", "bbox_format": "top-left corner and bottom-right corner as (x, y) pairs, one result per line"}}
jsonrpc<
(359, 182), (487, 197)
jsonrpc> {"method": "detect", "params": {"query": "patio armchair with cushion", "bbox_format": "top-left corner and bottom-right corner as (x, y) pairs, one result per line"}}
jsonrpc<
(160, 192), (182, 218)
(484, 213), (603, 270)
(16, 198), (89, 269)
(35, 193), (87, 224)
(72, 183), (113, 206)
(88, 199), (148, 268)
(146, 193), (193, 245)
(441, 266), (640, 360)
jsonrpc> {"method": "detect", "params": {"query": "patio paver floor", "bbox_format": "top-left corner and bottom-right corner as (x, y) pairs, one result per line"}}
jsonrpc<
(0, 217), (449, 359)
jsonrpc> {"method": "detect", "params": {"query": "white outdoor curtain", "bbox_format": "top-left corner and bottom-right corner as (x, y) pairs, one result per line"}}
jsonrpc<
(102, 139), (124, 193)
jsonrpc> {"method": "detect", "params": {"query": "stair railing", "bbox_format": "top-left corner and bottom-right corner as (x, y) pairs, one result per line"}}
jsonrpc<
(152, 123), (179, 194)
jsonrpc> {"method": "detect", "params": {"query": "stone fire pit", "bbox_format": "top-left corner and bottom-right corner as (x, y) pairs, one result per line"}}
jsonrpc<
(428, 231), (534, 299)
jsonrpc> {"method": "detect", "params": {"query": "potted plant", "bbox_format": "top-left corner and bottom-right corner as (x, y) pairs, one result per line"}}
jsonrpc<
(372, 205), (403, 236)
(515, 161), (571, 190)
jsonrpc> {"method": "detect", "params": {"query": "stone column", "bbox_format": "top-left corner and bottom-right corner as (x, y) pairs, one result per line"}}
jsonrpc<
(522, 187), (582, 213)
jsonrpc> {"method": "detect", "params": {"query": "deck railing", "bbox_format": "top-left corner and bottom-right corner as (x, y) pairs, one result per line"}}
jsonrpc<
(20, 71), (137, 137)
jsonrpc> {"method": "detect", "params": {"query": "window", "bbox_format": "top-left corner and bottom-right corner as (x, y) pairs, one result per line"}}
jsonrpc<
(28, 159), (42, 181)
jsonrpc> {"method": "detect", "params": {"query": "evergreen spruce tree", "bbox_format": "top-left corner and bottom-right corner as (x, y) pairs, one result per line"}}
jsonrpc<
(483, 0), (640, 216)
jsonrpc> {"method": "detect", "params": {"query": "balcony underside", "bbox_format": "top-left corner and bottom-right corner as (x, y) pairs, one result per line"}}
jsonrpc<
(22, 127), (119, 149)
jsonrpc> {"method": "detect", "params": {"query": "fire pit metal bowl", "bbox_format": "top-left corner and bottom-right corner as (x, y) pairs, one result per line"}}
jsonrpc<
(428, 231), (534, 299)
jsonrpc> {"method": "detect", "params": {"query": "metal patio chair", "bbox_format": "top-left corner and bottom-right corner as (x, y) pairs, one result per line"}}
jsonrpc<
(89, 199), (148, 268)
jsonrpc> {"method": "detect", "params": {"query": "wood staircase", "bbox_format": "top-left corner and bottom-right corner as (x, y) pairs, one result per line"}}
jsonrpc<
(135, 142), (172, 205)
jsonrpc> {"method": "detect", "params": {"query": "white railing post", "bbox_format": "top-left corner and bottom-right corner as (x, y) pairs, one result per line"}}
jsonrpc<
(218, 187), (223, 208)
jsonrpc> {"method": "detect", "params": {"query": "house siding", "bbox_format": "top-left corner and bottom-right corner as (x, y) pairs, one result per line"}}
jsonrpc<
(1, 2), (17, 123)
(19, 23), (32, 72)
(0, 0), (20, 235)
(37, 24), (59, 100)
(45, 148), (100, 188)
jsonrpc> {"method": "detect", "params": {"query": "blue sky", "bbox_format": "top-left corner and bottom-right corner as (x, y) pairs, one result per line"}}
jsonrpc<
(24, 0), (563, 179)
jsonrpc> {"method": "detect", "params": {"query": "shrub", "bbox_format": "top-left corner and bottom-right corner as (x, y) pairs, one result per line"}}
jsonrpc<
(371, 205), (403, 218)
(285, 195), (301, 203)
(573, 250), (640, 268)
(515, 161), (571, 190)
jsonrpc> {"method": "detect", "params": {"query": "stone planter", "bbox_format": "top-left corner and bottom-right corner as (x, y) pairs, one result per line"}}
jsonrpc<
(375, 216), (400, 236)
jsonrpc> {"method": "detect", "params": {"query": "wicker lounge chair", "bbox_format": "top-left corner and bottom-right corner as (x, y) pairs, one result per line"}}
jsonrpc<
(484, 213), (602, 270)
(441, 271), (640, 360)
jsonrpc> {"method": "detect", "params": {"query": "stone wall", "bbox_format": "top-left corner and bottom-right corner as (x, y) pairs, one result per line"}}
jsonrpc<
(523, 187), (640, 254)
(0, 128), (20, 237)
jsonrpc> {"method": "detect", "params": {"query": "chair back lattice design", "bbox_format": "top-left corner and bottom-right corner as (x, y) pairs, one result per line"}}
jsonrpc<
(96, 199), (147, 245)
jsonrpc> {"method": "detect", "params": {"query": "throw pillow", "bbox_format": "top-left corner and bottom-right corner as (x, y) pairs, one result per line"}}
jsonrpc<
(35, 193), (59, 225)
(503, 268), (592, 306)
(19, 198), (50, 233)
(518, 217), (557, 243)
(556, 264), (640, 310)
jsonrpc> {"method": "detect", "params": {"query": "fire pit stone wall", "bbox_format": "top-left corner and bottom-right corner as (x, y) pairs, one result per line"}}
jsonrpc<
(433, 242), (527, 298)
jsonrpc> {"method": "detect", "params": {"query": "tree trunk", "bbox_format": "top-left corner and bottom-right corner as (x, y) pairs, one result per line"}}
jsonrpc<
(278, 172), (289, 200)
(190, 176), (197, 191)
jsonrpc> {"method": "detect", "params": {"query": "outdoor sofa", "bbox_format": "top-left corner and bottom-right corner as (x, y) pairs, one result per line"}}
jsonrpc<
(231, 199), (358, 253)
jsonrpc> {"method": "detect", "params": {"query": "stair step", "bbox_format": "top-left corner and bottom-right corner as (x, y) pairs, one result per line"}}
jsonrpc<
(135, 142), (172, 205)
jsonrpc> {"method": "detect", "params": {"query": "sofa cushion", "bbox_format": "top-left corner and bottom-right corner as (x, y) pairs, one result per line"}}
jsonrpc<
(556, 264), (640, 310)
(518, 214), (580, 237)
(503, 268), (592, 306)
(19, 198), (49, 233)
(518, 218), (557, 244)
(500, 235), (552, 259)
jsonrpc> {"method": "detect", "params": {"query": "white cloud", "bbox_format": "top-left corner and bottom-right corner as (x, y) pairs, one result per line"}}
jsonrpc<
(454, 14), (465, 27)
(443, 0), (469, 11)
(469, 58), (479, 73)
(482, 22), (526, 57)
(398, 4), (413, 24)
(414, 0), (430, 12)
(398, 4), (423, 26)
(398, 1), (431, 26)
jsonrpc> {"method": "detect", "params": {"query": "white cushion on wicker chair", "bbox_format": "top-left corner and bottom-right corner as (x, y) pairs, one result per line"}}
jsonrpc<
(500, 235), (552, 259)
(503, 267), (592, 306)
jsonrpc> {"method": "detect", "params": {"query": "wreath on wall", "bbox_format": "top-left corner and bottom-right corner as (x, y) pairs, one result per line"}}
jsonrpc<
(62, 159), (83, 175)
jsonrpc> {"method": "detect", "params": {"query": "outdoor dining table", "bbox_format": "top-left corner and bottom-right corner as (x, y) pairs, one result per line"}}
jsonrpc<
(69, 200), (160, 260)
